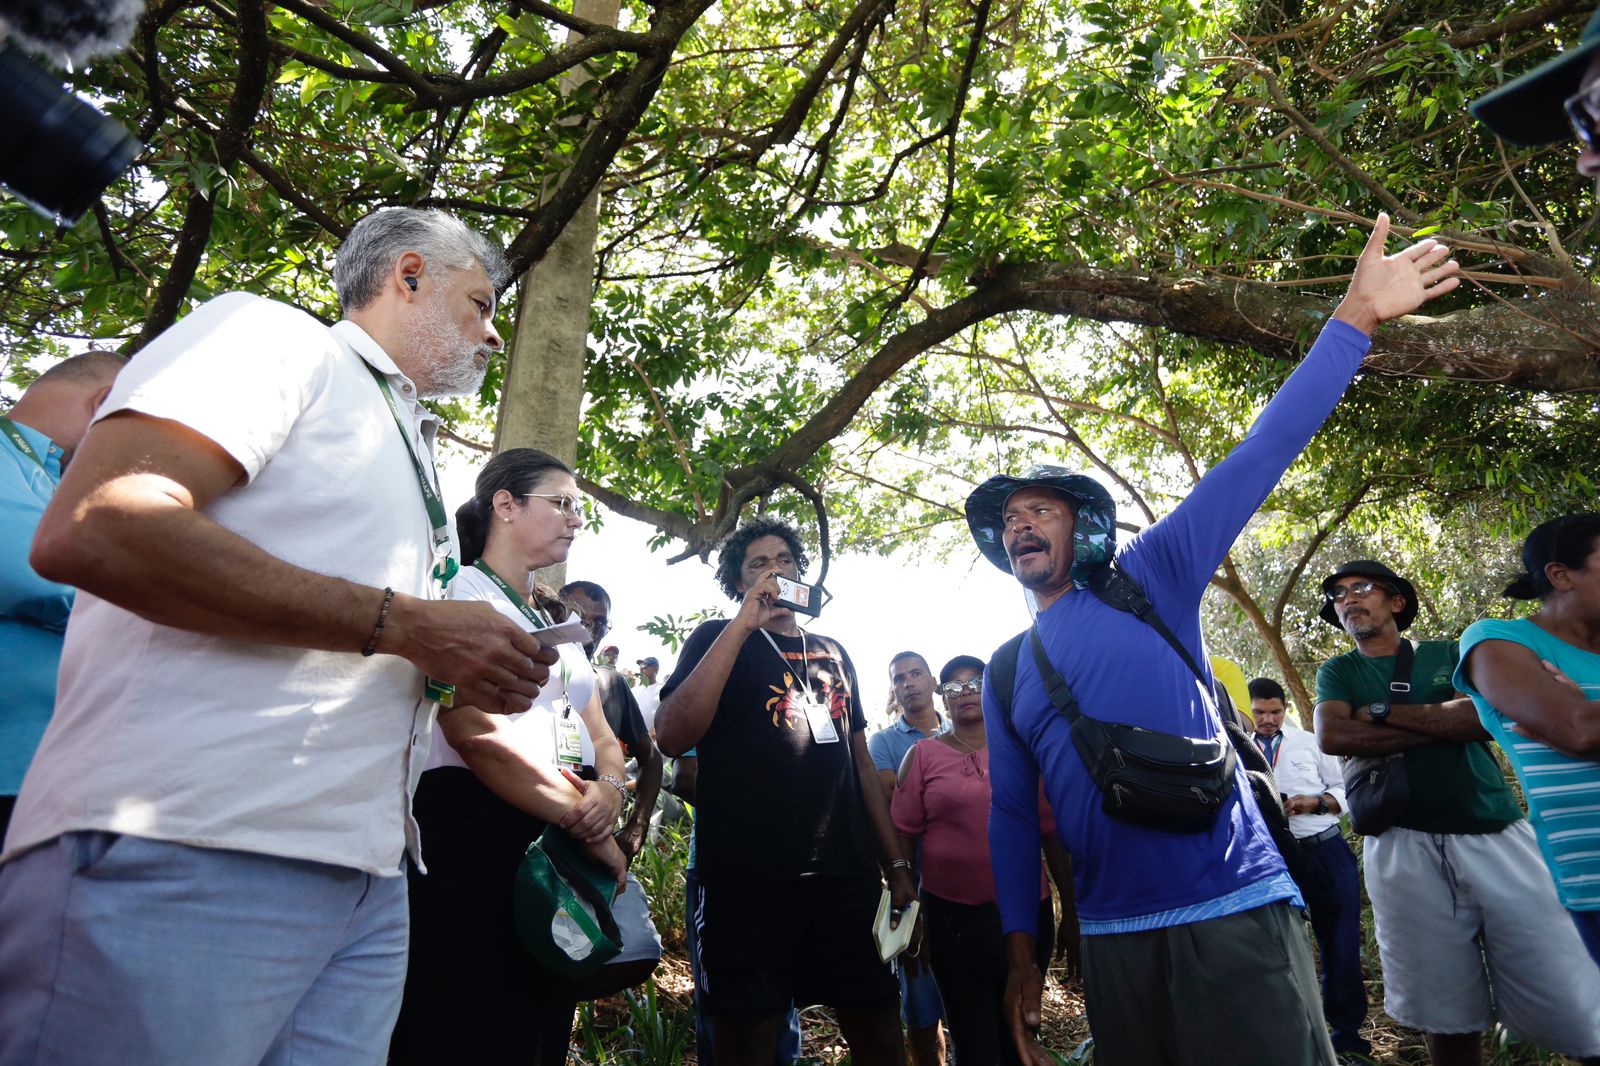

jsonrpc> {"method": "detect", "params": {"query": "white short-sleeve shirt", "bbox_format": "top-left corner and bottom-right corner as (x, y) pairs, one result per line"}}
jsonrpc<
(1267, 726), (1347, 840)
(4, 292), (448, 876)
(426, 563), (597, 772)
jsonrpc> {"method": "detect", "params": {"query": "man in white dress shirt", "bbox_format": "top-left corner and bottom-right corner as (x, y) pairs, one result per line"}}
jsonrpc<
(1249, 678), (1370, 1061)
(0, 208), (558, 1066)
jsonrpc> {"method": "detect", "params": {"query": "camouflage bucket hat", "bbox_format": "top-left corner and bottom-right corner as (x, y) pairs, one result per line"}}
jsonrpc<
(965, 466), (1117, 587)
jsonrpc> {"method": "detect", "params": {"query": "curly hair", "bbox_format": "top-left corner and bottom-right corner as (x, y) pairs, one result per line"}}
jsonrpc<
(714, 516), (810, 601)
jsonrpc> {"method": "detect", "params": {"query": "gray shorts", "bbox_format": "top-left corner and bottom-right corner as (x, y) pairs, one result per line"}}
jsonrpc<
(1080, 902), (1335, 1066)
(1365, 822), (1600, 1055)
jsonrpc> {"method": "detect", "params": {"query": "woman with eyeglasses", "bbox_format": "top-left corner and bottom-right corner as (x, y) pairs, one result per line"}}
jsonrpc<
(892, 655), (1078, 1066)
(391, 447), (630, 1065)
(1455, 513), (1600, 968)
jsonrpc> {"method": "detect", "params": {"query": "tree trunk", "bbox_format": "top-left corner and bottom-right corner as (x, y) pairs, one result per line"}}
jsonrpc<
(1213, 560), (1315, 727)
(495, 0), (622, 589)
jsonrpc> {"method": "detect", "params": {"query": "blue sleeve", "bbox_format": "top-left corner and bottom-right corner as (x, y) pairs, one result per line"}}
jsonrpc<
(866, 728), (895, 772)
(984, 670), (1045, 936)
(1454, 619), (1521, 700)
(1133, 320), (1371, 604)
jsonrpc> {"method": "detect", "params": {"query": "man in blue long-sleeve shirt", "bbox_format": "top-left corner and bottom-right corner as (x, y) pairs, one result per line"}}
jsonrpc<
(969, 214), (1459, 1066)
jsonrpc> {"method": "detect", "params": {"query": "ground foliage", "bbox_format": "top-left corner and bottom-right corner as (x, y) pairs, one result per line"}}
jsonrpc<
(4, 0), (1600, 701)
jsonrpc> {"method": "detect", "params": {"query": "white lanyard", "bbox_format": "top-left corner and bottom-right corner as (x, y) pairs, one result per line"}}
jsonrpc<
(758, 627), (839, 743)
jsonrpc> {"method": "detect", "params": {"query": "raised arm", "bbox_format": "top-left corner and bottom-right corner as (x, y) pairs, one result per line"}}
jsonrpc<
(655, 578), (781, 755)
(1138, 215), (1459, 600)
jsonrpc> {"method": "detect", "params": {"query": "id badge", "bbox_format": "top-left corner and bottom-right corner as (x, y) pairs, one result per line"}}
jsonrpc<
(424, 677), (455, 708)
(798, 691), (839, 744)
(554, 705), (584, 767)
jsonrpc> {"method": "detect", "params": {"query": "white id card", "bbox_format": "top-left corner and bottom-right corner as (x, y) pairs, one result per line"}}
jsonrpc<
(798, 690), (839, 744)
(554, 707), (584, 767)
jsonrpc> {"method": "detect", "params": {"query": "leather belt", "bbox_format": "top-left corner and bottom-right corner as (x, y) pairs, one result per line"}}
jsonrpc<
(1298, 823), (1343, 846)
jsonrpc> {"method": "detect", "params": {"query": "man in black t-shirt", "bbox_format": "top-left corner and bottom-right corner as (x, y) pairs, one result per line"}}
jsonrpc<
(657, 517), (913, 1066)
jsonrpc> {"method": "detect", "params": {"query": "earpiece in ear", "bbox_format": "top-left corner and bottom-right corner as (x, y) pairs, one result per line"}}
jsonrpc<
(405, 277), (418, 292)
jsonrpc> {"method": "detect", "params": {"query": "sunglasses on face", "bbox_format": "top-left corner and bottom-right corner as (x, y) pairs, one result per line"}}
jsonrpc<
(1566, 82), (1600, 149)
(518, 492), (587, 522)
(938, 677), (984, 697)
(1325, 580), (1390, 604)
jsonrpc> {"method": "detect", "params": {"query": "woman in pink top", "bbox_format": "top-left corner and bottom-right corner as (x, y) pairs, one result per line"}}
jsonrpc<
(893, 654), (1077, 1066)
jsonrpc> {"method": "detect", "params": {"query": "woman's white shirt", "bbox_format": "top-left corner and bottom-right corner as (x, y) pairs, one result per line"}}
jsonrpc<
(425, 564), (597, 772)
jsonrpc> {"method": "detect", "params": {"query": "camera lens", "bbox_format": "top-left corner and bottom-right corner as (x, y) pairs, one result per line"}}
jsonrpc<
(0, 44), (142, 224)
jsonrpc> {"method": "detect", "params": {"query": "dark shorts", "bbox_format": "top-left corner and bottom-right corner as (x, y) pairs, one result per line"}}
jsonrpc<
(693, 875), (899, 1020)
(1080, 903), (1336, 1066)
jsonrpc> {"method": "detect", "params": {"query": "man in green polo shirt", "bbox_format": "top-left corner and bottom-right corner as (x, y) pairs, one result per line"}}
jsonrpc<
(1314, 560), (1600, 1066)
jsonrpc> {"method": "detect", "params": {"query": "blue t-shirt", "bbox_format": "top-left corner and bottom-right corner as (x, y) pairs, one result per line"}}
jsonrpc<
(0, 419), (72, 795)
(867, 713), (944, 775)
(987, 320), (1372, 936)
(1456, 618), (1600, 911)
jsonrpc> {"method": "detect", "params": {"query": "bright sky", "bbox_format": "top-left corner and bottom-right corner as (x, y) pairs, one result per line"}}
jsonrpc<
(438, 456), (1031, 730)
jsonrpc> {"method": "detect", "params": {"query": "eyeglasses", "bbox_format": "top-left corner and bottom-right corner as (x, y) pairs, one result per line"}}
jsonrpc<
(1325, 580), (1389, 604)
(1566, 82), (1600, 148)
(519, 492), (587, 522)
(938, 677), (984, 697)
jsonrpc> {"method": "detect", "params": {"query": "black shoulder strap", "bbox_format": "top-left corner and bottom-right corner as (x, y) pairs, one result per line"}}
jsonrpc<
(989, 631), (1027, 732)
(1390, 639), (1415, 697)
(1028, 627), (1082, 724)
(1087, 563), (1212, 693)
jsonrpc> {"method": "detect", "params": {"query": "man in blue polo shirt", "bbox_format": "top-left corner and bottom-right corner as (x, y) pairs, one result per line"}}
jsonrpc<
(0, 351), (123, 844)
(973, 215), (1459, 1065)
(868, 651), (947, 1066)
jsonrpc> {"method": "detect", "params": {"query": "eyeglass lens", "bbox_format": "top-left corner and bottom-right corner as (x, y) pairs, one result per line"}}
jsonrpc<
(1566, 86), (1600, 148)
(1327, 580), (1380, 602)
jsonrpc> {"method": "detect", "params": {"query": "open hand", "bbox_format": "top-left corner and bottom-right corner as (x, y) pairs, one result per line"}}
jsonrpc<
(1332, 212), (1460, 335)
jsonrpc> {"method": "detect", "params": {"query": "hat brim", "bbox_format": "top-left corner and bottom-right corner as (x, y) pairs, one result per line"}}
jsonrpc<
(1471, 37), (1600, 146)
(1318, 568), (1419, 633)
(965, 472), (1114, 574)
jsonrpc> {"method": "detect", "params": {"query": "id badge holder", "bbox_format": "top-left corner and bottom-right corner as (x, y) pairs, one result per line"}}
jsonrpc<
(799, 690), (839, 744)
(423, 546), (460, 706)
(554, 701), (584, 768)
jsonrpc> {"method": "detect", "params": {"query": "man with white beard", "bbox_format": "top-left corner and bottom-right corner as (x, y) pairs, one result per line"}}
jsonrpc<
(0, 208), (559, 1066)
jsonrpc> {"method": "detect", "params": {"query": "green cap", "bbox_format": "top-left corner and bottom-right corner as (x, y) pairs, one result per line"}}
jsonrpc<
(513, 826), (623, 976)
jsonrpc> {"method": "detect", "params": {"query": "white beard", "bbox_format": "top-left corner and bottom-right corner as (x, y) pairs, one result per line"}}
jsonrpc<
(410, 289), (490, 398)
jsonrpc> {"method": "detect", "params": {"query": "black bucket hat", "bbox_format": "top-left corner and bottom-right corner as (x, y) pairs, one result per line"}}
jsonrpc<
(1471, 6), (1600, 146)
(965, 466), (1116, 583)
(1318, 560), (1418, 632)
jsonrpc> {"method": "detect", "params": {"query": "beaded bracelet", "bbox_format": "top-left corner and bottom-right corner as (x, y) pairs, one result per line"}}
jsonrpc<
(362, 587), (395, 657)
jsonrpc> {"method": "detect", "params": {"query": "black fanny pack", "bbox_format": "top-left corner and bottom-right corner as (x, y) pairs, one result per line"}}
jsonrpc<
(1340, 640), (1414, 836)
(1029, 628), (1237, 832)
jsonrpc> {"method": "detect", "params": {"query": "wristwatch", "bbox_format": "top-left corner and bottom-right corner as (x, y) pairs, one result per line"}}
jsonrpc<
(1315, 795), (1329, 816)
(1367, 700), (1391, 724)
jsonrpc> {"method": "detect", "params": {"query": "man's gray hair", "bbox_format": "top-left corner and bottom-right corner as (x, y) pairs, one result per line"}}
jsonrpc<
(333, 208), (510, 314)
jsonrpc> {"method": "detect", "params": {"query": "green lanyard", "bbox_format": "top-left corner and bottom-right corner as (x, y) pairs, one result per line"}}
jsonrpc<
(472, 559), (555, 628)
(365, 365), (457, 586)
(473, 559), (577, 712)
(0, 416), (48, 474)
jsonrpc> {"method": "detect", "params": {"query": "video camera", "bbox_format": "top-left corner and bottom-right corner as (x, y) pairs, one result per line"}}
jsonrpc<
(0, 1), (146, 224)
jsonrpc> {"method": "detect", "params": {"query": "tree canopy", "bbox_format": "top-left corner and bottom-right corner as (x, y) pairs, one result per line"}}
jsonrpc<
(4, 0), (1597, 705)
